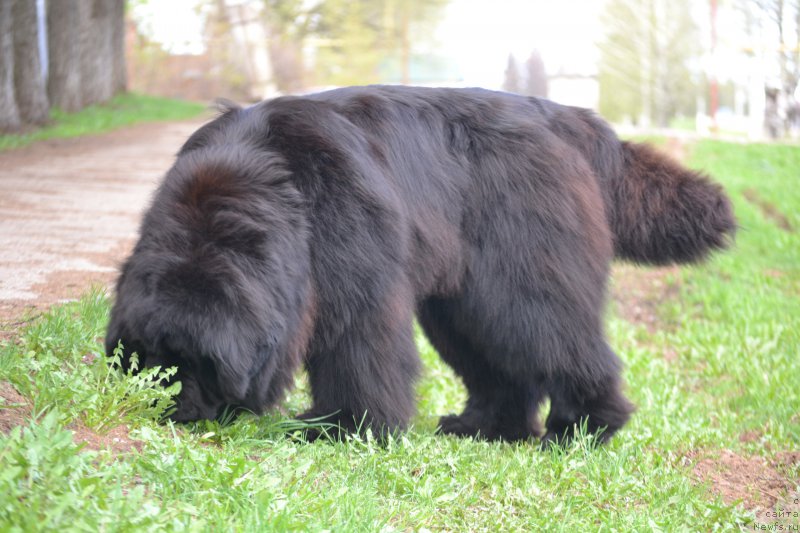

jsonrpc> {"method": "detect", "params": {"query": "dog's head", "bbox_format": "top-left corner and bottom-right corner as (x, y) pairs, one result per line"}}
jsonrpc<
(106, 144), (313, 422)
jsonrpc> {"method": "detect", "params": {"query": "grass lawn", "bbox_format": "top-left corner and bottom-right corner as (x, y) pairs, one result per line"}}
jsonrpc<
(0, 139), (798, 530)
(0, 93), (206, 152)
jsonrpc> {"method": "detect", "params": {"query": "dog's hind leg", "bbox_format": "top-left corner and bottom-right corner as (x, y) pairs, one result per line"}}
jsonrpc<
(419, 296), (545, 442)
(468, 251), (634, 446)
(542, 358), (635, 446)
(437, 169), (633, 445)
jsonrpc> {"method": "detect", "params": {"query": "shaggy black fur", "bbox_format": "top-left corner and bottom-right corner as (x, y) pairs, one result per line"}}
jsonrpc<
(105, 85), (736, 443)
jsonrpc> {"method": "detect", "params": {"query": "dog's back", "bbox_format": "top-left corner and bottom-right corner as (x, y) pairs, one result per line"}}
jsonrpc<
(107, 85), (734, 442)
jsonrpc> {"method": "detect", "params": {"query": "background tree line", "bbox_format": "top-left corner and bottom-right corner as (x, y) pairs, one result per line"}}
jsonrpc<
(742, 0), (800, 137)
(597, 0), (698, 128)
(204, 0), (449, 96)
(597, 0), (800, 134)
(0, 0), (126, 132)
(502, 50), (548, 98)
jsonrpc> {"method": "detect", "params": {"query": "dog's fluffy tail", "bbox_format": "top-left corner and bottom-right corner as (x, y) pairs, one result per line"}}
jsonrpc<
(607, 141), (736, 265)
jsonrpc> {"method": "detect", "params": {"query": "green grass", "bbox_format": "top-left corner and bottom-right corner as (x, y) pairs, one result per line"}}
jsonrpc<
(1, 140), (799, 530)
(0, 93), (206, 152)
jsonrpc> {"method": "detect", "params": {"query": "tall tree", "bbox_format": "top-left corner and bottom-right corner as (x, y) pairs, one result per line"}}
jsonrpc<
(47, 0), (85, 112)
(502, 54), (520, 94)
(757, 0), (800, 95)
(12, 0), (49, 124)
(261, 0), (318, 92)
(314, 0), (384, 86)
(740, 0), (800, 135)
(261, 0), (450, 89)
(110, 0), (127, 93)
(0, 1), (20, 130)
(3, 0), (124, 128)
(524, 50), (547, 98)
(81, 0), (117, 107)
(381, 0), (449, 85)
(598, 0), (698, 126)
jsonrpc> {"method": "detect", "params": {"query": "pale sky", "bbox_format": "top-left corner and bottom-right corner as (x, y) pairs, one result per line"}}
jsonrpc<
(130, 0), (206, 55)
(436, 0), (602, 87)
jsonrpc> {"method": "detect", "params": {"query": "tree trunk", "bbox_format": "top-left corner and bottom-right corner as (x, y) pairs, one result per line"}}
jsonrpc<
(12, 0), (49, 124)
(81, 0), (114, 106)
(47, 0), (84, 112)
(524, 50), (548, 98)
(110, 0), (126, 94)
(0, 1), (20, 130)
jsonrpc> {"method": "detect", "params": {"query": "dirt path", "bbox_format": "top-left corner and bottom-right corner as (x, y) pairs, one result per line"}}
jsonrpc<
(0, 119), (206, 333)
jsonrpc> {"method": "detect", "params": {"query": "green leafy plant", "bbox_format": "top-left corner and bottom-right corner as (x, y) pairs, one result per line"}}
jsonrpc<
(80, 343), (180, 431)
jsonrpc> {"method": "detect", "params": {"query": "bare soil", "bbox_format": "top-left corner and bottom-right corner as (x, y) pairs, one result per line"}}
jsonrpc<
(0, 380), (140, 453)
(0, 381), (28, 434)
(742, 187), (795, 232)
(687, 449), (800, 521)
(610, 264), (682, 335)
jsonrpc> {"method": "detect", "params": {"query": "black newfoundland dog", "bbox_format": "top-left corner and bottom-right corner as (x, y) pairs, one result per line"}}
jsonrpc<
(106, 85), (735, 444)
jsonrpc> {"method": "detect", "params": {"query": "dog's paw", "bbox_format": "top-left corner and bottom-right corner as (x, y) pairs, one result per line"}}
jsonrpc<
(436, 414), (484, 439)
(292, 410), (355, 441)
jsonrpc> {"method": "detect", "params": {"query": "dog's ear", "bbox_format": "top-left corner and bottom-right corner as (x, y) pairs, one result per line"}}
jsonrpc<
(212, 98), (241, 114)
(202, 332), (279, 403)
(207, 338), (255, 402)
(251, 338), (288, 401)
(207, 336), (290, 411)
